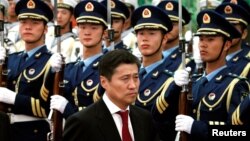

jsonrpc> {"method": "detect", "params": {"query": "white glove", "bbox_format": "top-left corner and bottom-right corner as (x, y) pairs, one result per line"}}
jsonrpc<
(192, 36), (203, 64)
(174, 67), (191, 87)
(0, 46), (6, 61)
(50, 53), (62, 72)
(50, 95), (68, 114)
(175, 114), (194, 134)
(0, 87), (16, 104)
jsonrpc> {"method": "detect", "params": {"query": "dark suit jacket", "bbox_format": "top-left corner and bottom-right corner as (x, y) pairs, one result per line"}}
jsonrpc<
(0, 112), (10, 141)
(63, 99), (159, 141)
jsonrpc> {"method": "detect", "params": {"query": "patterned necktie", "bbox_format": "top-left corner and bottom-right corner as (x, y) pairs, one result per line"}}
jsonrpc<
(117, 110), (132, 141)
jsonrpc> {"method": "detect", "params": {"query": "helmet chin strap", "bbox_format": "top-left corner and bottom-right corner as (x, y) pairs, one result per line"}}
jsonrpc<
(148, 34), (164, 58)
(213, 37), (226, 62)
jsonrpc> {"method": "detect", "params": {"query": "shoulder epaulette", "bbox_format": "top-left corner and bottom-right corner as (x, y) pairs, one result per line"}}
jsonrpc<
(227, 73), (247, 80)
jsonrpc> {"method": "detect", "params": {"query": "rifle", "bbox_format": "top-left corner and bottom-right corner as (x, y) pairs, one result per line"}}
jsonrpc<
(0, 20), (9, 112)
(178, 1), (190, 141)
(184, 30), (193, 58)
(192, 36), (204, 75)
(107, 0), (115, 51)
(47, 1), (65, 141)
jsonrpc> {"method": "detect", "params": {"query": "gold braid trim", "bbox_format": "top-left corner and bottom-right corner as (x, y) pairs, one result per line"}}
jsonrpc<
(23, 61), (50, 81)
(31, 97), (37, 116)
(81, 81), (99, 92)
(93, 84), (101, 103)
(72, 88), (78, 106)
(201, 78), (239, 111)
(226, 78), (240, 113)
(39, 61), (51, 102)
(197, 101), (202, 120)
(137, 78), (170, 106)
(155, 77), (173, 114)
(15, 73), (23, 92)
(35, 99), (42, 117)
(240, 63), (250, 78)
(40, 85), (49, 101)
(232, 106), (243, 125)
(41, 107), (47, 117)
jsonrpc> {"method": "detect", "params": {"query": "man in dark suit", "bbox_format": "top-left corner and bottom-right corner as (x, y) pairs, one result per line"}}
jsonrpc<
(0, 112), (10, 141)
(63, 49), (159, 141)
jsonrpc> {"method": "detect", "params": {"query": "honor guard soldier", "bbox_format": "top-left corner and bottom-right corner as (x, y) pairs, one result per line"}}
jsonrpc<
(132, 5), (184, 141)
(157, 0), (196, 73)
(49, 0), (107, 119)
(174, 10), (250, 141)
(216, 2), (250, 81)
(1, 0), (18, 54)
(46, 0), (78, 64)
(0, 0), (55, 140)
(222, 0), (250, 52)
(0, 1), (11, 141)
(5, 0), (21, 51)
(100, 0), (131, 53)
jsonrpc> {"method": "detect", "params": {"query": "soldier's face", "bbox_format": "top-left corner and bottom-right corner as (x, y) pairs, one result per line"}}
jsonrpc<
(78, 23), (104, 48)
(19, 19), (47, 43)
(57, 8), (72, 29)
(166, 22), (179, 43)
(7, 0), (16, 17)
(231, 24), (244, 47)
(112, 18), (124, 41)
(199, 35), (230, 62)
(136, 29), (163, 56)
(100, 63), (139, 110)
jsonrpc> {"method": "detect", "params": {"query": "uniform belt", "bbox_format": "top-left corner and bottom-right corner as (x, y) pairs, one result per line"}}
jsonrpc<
(8, 113), (45, 124)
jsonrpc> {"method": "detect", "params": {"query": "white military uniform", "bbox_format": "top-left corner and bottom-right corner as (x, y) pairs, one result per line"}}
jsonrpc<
(120, 0), (139, 54)
(46, 0), (78, 63)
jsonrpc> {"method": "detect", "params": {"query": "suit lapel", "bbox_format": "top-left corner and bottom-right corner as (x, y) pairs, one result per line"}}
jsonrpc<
(96, 99), (121, 141)
(130, 106), (146, 141)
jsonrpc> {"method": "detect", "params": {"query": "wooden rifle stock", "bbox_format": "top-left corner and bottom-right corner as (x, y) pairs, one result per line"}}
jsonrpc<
(51, 61), (65, 141)
(178, 38), (190, 141)
(48, 23), (65, 141)
(0, 20), (9, 112)
(47, 1), (65, 138)
(178, 91), (189, 141)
